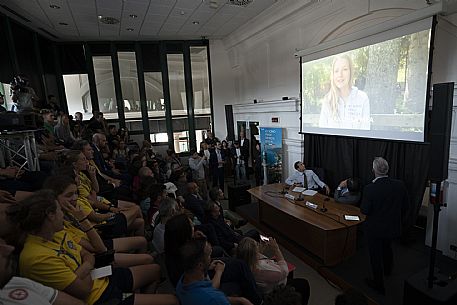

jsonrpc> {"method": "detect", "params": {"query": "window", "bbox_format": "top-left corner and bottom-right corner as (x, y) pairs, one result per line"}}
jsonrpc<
(145, 72), (165, 117)
(93, 56), (117, 119)
(190, 46), (211, 115)
(0, 83), (13, 111)
(118, 52), (142, 119)
(63, 74), (92, 116)
(167, 54), (187, 116)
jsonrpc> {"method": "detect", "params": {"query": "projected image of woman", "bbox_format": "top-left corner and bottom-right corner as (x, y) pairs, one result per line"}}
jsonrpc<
(319, 54), (370, 130)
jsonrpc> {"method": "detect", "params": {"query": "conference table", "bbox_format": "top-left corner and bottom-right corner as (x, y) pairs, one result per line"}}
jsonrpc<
(247, 183), (365, 266)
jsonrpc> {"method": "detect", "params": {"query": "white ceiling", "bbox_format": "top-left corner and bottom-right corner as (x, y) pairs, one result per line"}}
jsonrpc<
(0, 0), (279, 41)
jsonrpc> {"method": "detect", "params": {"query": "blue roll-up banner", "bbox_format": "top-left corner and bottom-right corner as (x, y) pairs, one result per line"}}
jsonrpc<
(259, 127), (283, 184)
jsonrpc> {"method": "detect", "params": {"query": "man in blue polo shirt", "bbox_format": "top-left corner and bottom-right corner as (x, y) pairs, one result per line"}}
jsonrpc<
(176, 238), (253, 305)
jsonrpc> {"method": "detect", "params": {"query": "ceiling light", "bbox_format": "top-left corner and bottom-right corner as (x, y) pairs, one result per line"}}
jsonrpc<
(192, 21), (200, 25)
(126, 28), (134, 31)
(99, 16), (120, 24)
(180, 10), (186, 15)
(49, 4), (60, 9)
(59, 22), (68, 25)
(227, 0), (253, 6)
(129, 14), (138, 18)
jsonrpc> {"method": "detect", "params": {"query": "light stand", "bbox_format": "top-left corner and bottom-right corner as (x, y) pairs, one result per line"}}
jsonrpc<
(427, 180), (443, 288)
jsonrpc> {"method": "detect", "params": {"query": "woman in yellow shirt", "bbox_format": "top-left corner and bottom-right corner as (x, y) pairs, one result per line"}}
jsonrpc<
(66, 151), (144, 237)
(43, 174), (154, 267)
(11, 190), (178, 305)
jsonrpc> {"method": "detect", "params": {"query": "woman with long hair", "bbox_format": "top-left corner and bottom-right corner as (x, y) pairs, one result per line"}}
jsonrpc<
(236, 237), (310, 305)
(43, 174), (154, 268)
(10, 190), (178, 305)
(319, 54), (370, 130)
(54, 113), (76, 147)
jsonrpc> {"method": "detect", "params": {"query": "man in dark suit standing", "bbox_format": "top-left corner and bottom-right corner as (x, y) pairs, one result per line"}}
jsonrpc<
(239, 131), (249, 174)
(360, 157), (408, 295)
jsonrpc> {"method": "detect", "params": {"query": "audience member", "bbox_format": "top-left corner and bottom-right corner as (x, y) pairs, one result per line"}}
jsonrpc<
(176, 238), (253, 305)
(152, 197), (180, 254)
(236, 237), (310, 305)
(231, 141), (247, 182)
(204, 131), (219, 147)
(207, 187), (247, 228)
(0, 238), (85, 305)
(54, 113), (75, 148)
(239, 131), (250, 174)
(188, 149), (208, 200)
(209, 141), (225, 191)
(9, 190), (177, 305)
(184, 182), (206, 223)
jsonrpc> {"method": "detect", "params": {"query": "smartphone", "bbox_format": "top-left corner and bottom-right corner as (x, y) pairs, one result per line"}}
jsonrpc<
(260, 234), (269, 242)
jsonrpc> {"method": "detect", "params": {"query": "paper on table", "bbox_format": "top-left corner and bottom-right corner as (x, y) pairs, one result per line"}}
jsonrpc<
(91, 265), (112, 280)
(292, 187), (306, 193)
(344, 215), (360, 221)
(302, 190), (317, 196)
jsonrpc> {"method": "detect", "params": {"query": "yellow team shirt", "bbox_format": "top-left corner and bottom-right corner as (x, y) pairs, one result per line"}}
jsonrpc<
(19, 231), (109, 305)
(63, 219), (87, 243)
(78, 172), (93, 199)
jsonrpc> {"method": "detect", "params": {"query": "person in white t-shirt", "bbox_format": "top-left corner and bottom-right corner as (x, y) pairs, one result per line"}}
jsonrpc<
(0, 238), (84, 305)
(319, 54), (370, 130)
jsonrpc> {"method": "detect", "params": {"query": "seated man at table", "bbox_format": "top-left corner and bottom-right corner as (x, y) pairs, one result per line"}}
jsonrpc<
(285, 161), (330, 195)
(334, 178), (361, 205)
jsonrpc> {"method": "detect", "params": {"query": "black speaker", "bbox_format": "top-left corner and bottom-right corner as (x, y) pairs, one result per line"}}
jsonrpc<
(228, 183), (251, 211)
(428, 82), (454, 181)
(403, 268), (457, 305)
(225, 105), (235, 142)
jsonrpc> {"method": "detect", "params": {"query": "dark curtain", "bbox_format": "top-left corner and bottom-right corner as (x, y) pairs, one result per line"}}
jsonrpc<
(303, 134), (430, 230)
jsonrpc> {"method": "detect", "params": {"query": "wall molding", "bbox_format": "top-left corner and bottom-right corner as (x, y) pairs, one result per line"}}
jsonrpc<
(232, 99), (299, 114)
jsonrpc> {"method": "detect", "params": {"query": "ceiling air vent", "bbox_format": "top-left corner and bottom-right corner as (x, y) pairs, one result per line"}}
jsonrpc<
(227, 0), (254, 7)
(98, 16), (120, 25)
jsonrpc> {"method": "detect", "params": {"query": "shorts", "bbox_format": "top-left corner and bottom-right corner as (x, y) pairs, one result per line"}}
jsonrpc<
(103, 239), (114, 250)
(110, 213), (128, 237)
(94, 267), (135, 305)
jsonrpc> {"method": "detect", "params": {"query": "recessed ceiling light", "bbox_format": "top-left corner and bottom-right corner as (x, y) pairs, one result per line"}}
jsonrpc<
(59, 22), (68, 26)
(126, 28), (134, 31)
(192, 21), (200, 25)
(129, 14), (138, 18)
(49, 4), (60, 9)
(99, 16), (120, 24)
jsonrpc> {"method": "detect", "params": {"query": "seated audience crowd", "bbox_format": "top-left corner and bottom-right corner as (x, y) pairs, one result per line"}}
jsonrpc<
(0, 112), (318, 305)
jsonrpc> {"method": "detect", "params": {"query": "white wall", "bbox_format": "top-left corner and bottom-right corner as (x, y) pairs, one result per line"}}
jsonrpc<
(210, 0), (457, 257)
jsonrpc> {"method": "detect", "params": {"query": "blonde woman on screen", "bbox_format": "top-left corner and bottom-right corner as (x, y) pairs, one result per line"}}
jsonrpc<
(319, 54), (370, 130)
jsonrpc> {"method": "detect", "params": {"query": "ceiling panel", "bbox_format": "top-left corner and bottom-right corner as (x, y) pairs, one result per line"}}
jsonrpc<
(96, 0), (123, 11)
(0, 0), (279, 41)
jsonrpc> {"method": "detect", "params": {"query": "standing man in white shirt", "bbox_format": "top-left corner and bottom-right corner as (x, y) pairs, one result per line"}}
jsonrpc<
(239, 131), (250, 175)
(189, 149), (209, 200)
(285, 161), (330, 195)
(231, 141), (247, 182)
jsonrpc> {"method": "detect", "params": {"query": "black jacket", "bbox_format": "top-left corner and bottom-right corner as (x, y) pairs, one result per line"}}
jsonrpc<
(360, 177), (409, 239)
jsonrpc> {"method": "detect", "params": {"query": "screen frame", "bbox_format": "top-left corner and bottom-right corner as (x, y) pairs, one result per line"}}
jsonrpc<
(298, 16), (437, 144)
